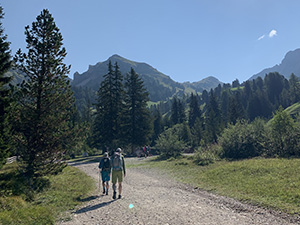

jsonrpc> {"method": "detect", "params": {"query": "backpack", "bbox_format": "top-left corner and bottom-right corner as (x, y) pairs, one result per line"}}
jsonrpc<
(102, 158), (110, 171)
(112, 154), (123, 170)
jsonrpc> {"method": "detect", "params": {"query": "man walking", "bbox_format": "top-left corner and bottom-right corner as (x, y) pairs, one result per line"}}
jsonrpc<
(111, 148), (126, 199)
(98, 152), (111, 195)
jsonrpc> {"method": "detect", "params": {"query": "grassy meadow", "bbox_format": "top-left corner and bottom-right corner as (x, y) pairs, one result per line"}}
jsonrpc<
(129, 156), (300, 215)
(0, 162), (95, 225)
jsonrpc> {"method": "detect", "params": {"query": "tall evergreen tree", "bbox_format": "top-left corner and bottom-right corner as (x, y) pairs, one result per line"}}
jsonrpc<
(93, 61), (115, 151)
(171, 97), (179, 125)
(93, 61), (125, 152)
(152, 108), (163, 144)
(112, 62), (125, 141)
(0, 6), (12, 169)
(204, 90), (223, 143)
(123, 68), (152, 153)
(171, 97), (185, 125)
(288, 73), (300, 104)
(228, 92), (245, 124)
(13, 9), (76, 179)
(188, 93), (202, 128)
(177, 99), (186, 123)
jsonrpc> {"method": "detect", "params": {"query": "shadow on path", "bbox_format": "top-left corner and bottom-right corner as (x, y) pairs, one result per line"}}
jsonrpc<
(77, 195), (99, 202)
(75, 199), (115, 214)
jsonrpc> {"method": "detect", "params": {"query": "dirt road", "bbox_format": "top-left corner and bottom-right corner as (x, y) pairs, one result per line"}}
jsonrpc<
(58, 157), (299, 225)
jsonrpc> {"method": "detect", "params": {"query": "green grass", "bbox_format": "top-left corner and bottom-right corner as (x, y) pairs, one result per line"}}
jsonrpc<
(0, 163), (95, 224)
(134, 156), (300, 215)
(285, 102), (300, 117)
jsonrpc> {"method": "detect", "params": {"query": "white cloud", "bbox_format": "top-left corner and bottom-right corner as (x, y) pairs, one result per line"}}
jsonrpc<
(269, 29), (277, 38)
(258, 34), (265, 41)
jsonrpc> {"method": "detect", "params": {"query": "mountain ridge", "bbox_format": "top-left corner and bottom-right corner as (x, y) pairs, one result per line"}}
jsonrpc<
(72, 54), (223, 102)
(249, 48), (300, 80)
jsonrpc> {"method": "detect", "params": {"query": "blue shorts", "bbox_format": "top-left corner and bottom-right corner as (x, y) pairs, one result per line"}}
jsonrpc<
(101, 171), (110, 182)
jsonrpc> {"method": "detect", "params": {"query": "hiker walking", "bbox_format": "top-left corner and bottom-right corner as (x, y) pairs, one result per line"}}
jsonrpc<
(112, 148), (126, 199)
(98, 152), (111, 195)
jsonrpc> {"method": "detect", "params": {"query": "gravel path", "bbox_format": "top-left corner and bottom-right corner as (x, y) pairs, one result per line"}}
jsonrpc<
(58, 157), (299, 225)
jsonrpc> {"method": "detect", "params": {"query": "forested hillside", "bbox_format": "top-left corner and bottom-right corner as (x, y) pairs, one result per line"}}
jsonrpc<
(71, 54), (222, 102)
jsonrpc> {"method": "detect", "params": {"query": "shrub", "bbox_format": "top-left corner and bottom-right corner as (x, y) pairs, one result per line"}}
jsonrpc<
(265, 108), (300, 157)
(219, 120), (263, 159)
(194, 144), (222, 166)
(155, 125), (186, 159)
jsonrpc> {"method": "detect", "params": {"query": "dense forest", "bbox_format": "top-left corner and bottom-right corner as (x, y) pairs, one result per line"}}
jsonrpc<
(1, 7), (300, 194)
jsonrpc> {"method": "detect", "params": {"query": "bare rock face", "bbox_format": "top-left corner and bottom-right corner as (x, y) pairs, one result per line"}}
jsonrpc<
(249, 48), (300, 81)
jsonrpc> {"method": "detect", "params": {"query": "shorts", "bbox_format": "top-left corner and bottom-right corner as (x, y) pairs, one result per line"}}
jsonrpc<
(112, 170), (123, 184)
(101, 170), (110, 182)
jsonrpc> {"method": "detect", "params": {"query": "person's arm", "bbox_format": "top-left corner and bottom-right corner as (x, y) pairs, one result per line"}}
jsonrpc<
(109, 158), (112, 174)
(122, 156), (126, 176)
(99, 159), (103, 169)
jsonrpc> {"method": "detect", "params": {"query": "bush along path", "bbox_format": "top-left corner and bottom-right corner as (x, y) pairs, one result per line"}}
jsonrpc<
(58, 157), (299, 225)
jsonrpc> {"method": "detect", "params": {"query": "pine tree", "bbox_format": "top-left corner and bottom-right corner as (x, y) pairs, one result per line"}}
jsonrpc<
(289, 73), (300, 104)
(0, 6), (12, 169)
(93, 61), (115, 151)
(228, 92), (245, 124)
(171, 97), (179, 125)
(112, 62), (125, 141)
(204, 90), (223, 143)
(171, 97), (185, 125)
(177, 99), (186, 123)
(188, 93), (202, 128)
(93, 61), (125, 152)
(13, 9), (75, 179)
(152, 108), (163, 144)
(123, 68), (152, 154)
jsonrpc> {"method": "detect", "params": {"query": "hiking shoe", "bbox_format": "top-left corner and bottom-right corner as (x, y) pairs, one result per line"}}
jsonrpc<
(103, 190), (105, 194)
(106, 190), (108, 195)
(113, 192), (116, 199)
(118, 195), (122, 199)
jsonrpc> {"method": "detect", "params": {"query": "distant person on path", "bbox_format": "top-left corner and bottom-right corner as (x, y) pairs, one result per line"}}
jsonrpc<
(112, 148), (126, 199)
(98, 152), (111, 195)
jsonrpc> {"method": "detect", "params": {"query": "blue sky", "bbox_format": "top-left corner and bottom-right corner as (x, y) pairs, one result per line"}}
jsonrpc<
(2, 0), (300, 83)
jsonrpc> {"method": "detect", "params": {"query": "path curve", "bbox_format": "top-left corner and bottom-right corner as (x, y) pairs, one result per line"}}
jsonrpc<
(58, 157), (299, 225)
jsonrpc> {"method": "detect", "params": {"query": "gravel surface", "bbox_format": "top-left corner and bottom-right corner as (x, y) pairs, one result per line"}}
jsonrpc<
(57, 157), (300, 225)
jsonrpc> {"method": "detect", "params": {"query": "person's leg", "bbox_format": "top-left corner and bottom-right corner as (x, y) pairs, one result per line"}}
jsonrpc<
(118, 182), (122, 198)
(105, 181), (109, 195)
(118, 171), (124, 199)
(101, 171), (106, 194)
(102, 181), (106, 194)
(112, 171), (117, 199)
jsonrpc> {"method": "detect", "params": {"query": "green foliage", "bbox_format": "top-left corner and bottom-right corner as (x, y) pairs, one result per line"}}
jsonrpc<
(0, 6), (12, 169)
(92, 61), (125, 152)
(0, 164), (94, 224)
(13, 9), (77, 180)
(155, 124), (186, 159)
(219, 120), (264, 159)
(284, 102), (300, 118)
(123, 68), (152, 154)
(93, 64), (154, 154)
(265, 107), (300, 157)
(171, 97), (186, 125)
(193, 144), (222, 166)
(204, 90), (223, 143)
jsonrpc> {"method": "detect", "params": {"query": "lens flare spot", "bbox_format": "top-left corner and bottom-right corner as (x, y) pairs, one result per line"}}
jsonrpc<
(129, 204), (134, 209)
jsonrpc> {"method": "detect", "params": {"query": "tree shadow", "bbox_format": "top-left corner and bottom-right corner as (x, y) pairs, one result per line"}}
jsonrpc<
(75, 199), (115, 214)
(67, 156), (102, 166)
